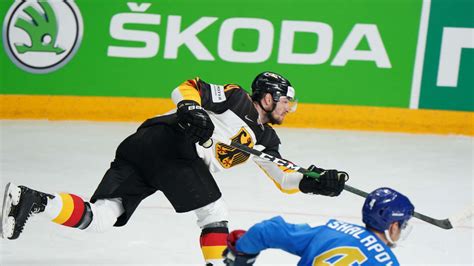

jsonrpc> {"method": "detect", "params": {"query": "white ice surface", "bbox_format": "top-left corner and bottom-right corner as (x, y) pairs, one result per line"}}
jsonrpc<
(0, 120), (472, 265)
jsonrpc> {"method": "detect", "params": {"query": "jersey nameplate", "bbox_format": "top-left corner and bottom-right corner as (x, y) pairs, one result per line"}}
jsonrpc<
(210, 84), (226, 103)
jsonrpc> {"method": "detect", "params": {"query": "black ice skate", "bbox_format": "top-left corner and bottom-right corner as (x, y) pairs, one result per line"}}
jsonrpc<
(1, 182), (53, 239)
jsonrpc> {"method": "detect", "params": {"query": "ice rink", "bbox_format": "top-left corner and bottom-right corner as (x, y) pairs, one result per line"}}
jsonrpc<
(0, 120), (472, 265)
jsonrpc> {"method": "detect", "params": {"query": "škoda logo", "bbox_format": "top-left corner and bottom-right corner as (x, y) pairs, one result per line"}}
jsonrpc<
(3, 0), (83, 73)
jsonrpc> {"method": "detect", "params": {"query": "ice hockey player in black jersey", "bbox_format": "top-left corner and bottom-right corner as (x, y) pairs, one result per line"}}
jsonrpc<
(1, 71), (348, 265)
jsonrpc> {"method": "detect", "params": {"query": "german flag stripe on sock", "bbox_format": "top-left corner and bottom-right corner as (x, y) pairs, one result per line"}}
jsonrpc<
(52, 193), (86, 227)
(201, 227), (229, 234)
(200, 233), (228, 246)
(200, 228), (228, 261)
(201, 245), (227, 260)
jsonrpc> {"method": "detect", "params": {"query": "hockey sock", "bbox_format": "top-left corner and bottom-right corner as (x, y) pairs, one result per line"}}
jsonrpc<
(45, 193), (92, 229)
(200, 222), (229, 266)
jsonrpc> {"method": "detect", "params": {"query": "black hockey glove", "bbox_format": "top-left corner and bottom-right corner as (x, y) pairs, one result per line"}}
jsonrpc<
(299, 165), (348, 197)
(223, 230), (259, 266)
(177, 100), (214, 146)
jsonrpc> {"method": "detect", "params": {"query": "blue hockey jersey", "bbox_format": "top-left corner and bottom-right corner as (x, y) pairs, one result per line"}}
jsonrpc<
(236, 216), (399, 266)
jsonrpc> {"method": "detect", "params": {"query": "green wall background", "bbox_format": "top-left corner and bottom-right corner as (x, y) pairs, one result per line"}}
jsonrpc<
(419, 0), (473, 111)
(1, 0), (472, 111)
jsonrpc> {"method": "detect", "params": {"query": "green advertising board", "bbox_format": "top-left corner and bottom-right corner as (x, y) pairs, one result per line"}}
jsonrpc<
(1, 0), (423, 108)
(419, 0), (473, 111)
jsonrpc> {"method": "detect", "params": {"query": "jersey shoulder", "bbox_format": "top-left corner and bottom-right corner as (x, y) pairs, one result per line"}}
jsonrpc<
(318, 219), (399, 266)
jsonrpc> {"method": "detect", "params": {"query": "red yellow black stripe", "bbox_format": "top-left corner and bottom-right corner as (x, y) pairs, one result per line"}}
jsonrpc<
(200, 227), (228, 260)
(52, 193), (86, 228)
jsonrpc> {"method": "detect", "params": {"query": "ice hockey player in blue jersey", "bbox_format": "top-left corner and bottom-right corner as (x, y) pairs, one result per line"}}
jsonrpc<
(223, 187), (415, 266)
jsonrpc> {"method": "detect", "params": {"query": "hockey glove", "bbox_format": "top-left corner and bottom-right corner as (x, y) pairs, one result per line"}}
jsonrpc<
(299, 165), (348, 196)
(177, 100), (214, 146)
(223, 230), (259, 266)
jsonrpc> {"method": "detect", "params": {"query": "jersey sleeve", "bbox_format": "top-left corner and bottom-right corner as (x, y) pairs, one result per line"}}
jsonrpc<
(171, 77), (203, 105)
(253, 158), (303, 194)
(252, 131), (303, 194)
(171, 77), (245, 114)
(236, 216), (318, 256)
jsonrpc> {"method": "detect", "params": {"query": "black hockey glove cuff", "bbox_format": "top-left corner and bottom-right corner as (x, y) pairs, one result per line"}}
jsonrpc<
(299, 165), (348, 197)
(177, 100), (214, 146)
(223, 249), (258, 266)
(223, 230), (259, 266)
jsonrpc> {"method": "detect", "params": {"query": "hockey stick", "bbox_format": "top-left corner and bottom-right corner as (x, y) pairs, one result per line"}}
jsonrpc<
(213, 137), (455, 230)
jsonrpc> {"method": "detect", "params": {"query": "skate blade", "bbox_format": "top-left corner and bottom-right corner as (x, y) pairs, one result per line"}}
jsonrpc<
(1, 182), (21, 239)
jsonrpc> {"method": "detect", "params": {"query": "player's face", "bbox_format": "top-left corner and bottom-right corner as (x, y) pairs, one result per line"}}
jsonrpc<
(387, 219), (412, 247)
(391, 222), (402, 243)
(270, 96), (294, 125)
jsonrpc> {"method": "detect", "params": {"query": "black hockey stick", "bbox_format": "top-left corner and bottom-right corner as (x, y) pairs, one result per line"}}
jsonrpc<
(214, 138), (454, 230)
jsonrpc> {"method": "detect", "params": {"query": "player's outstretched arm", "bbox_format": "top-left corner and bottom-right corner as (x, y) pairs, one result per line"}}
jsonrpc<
(223, 216), (315, 265)
(254, 159), (348, 197)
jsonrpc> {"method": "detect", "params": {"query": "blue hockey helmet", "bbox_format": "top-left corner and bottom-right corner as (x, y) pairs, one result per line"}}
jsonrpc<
(362, 187), (414, 232)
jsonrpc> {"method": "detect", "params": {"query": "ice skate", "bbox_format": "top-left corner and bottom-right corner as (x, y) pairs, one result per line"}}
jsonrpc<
(1, 182), (52, 240)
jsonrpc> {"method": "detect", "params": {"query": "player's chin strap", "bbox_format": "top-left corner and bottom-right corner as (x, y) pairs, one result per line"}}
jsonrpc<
(384, 230), (397, 246)
(210, 136), (460, 230)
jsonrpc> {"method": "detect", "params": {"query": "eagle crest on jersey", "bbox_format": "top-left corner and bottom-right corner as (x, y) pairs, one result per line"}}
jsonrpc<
(216, 128), (254, 169)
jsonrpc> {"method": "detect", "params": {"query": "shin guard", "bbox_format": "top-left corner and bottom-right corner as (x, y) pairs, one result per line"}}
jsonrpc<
(200, 222), (229, 266)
